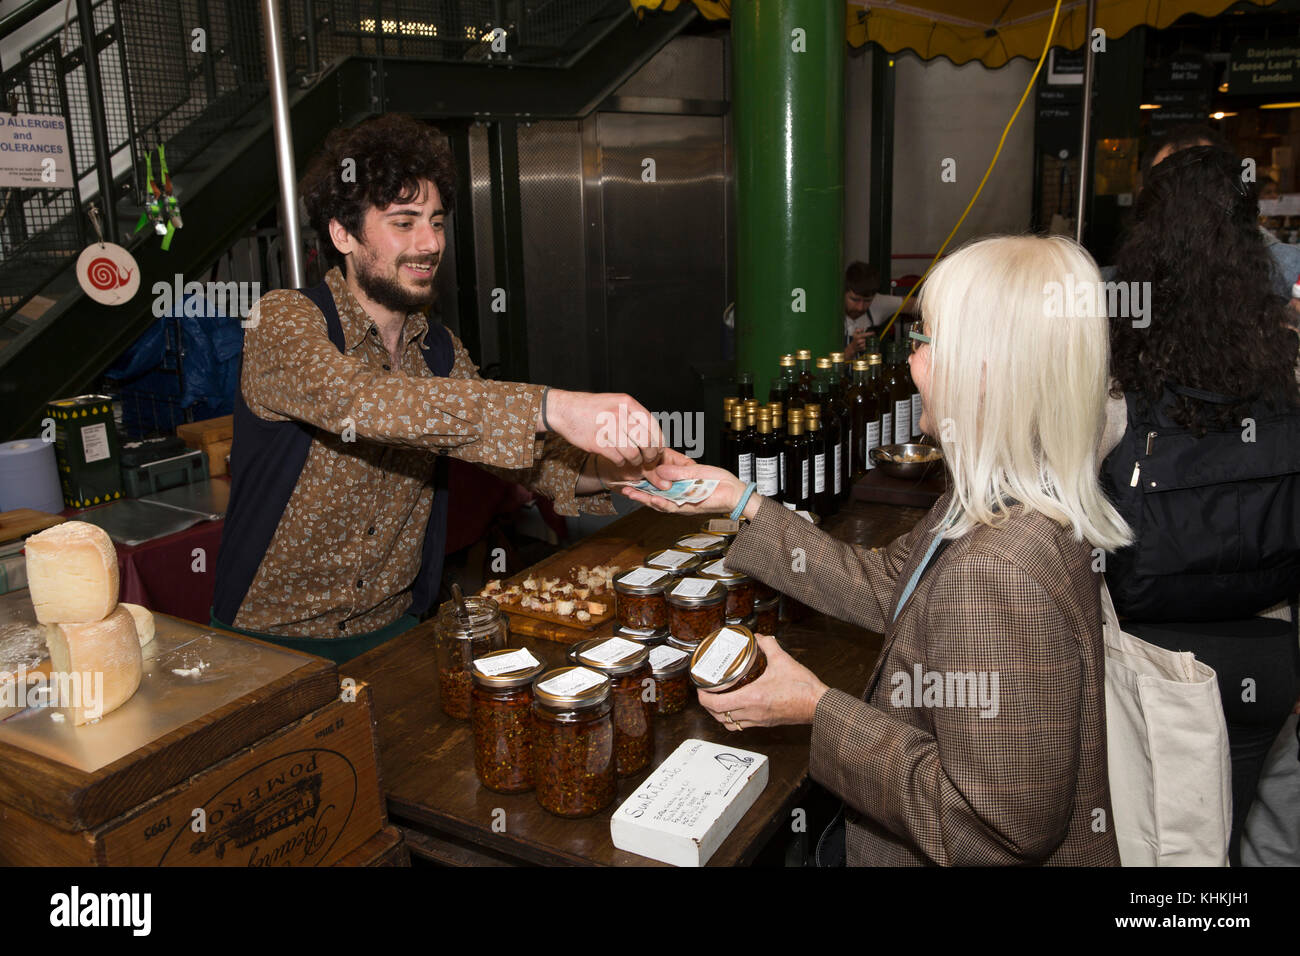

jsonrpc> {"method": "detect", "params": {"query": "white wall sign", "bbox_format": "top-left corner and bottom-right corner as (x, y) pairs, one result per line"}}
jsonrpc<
(0, 113), (73, 188)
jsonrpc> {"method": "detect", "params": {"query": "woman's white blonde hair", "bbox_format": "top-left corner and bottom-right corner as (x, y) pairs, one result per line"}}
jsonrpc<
(919, 234), (1132, 551)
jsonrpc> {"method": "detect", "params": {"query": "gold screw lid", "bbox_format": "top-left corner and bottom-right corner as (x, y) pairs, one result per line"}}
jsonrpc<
(816, 357), (832, 369)
(532, 666), (611, 710)
(868, 353), (883, 365)
(795, 349), (812, 360)
(472, 647), (546, 689)
(576, 636), (651, 676)
(853, 359), (869, 370)
(779, 354), (796, 367)
(690, 625), (760, 691)
(830, 351), (846, 363)
(805, 403), (821, 417)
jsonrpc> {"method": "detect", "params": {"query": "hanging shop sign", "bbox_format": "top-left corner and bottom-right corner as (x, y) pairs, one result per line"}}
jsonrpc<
(1228, 40), (1300, 95)
(0, 113), (73, 189)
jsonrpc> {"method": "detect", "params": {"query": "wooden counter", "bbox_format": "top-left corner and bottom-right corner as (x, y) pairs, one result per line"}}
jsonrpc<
(345, 498), (927, 866)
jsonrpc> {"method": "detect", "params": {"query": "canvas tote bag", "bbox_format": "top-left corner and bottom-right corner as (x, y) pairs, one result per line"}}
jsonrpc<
(1100, 581), (1232, 866)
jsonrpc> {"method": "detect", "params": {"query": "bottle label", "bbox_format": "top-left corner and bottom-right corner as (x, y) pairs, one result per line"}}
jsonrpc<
(882, 413), (893, 449)
(738, 452), (753, 483)
(833, 445), (842, 494)
(911, 393), (923, 438)
(800, 460), (809, 500)
(756, 455), (780, 497)
(778, 451), (786, 493)
(893, 400), (911, 445)
(814, 452), (825, 494)
(866, 421), (881, 469)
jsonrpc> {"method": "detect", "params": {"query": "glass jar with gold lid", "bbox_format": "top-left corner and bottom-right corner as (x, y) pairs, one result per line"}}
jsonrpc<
(665, 577), (727, 645)
(531, 667), (616, 818)
(644, 548), (704, 578)
(648, 642), (692, 716)
(673, 532), (728, 561)
(576, 636), (655, 776)
(435, 597), (509, 720)
(698, 556), (756, 621)
(612, 566), (673, 630)
(470, 648), (546, 794)
(690, 625), (768, 694)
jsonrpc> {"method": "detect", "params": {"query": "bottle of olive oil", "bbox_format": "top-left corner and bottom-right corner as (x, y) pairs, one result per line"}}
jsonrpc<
(886, 341), (912, 446)
(795, 350), (815, 403)
(782, 409), (810, 511)
(720, 397), (739, 468)
(737, 371), (755, 402)
(846, 360), (873, 475)
(768, 402), (786, 496)
(812, 379), (842, 515)
(727, 406), (752, 482)
(830, 351), (851, 399)
(779, 354), (803, 410)
(753, 409), (780, 499)
(805, 405), (826, 517)
(818, 359), (851, 504)
(769, 359), (790, 406)
(873, 350), (892, 454)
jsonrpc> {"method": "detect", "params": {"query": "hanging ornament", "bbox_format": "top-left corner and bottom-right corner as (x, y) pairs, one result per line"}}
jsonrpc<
(77, 203), (139, 306)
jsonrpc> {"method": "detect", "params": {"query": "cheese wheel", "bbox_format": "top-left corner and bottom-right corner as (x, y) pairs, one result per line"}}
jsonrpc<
(120, 603), (155, 647)
(42, 605), (142, 726)
(25, 521), (119, 624)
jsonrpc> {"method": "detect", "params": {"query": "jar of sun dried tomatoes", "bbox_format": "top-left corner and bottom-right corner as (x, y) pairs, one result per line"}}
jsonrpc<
(531, 667), (616, 818)
(648, 642), (692, 716)
(613, 566), (673, 630)
(673, 532), (728, 562)
(470, 648), (546, 794)
(699, 557), (756, 621)
(699, 518), (741, 548)
(690, 625), (768, 694)
(665, 577), (727, 645)
(613, 623), (670, 648)
(753, 595), (781, 635)
(576, 636), (655, 777)
(435, 598), (509, 720)
(644, 548), (703, 578)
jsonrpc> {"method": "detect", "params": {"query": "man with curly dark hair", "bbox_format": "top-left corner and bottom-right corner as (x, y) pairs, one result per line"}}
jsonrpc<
(212, 114), (685, 659)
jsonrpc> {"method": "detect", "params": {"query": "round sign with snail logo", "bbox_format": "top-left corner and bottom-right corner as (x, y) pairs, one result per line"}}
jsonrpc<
(76, 242), (140, 306)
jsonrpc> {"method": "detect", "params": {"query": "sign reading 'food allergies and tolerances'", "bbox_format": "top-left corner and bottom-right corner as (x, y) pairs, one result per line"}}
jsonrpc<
(0, 113), (73, 188)
(1228, 40), (1300, 95)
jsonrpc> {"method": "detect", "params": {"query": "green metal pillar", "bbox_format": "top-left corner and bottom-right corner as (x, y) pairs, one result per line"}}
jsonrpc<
(733, 0), (844, 400)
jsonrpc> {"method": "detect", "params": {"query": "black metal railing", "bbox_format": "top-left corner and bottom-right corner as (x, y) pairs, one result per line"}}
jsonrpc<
(0, 0), (629, 343)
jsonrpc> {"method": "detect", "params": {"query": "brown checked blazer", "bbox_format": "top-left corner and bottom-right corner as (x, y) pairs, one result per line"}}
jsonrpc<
(726, 493), (1121, 866)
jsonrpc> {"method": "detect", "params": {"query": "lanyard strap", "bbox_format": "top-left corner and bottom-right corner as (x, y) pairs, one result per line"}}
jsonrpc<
(893, 527), (949, 622)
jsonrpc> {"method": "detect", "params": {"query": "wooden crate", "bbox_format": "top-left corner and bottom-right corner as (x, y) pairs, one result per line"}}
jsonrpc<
(177, 415), (234, 478)
(334, 825), (409, 867)
(0, 631), (337, 832)
(0, 682), (387, 866)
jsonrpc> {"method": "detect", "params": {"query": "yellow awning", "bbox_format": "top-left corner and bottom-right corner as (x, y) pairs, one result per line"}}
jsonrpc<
(630, 0), (1281, 68)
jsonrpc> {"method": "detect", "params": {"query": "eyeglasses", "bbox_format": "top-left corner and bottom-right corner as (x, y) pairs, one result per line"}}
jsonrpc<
(908, 329), (932, 353)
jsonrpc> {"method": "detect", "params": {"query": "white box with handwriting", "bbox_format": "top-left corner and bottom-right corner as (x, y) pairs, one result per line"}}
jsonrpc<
(610, 738), (768, 866)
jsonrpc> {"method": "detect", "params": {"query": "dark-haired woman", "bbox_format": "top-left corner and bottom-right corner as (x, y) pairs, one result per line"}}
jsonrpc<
(1101, 144), (1300, 865)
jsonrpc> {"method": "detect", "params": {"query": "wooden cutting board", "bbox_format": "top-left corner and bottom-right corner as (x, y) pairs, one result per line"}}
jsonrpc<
(0, 509), (65, 546)
(486, 536), (653, 642)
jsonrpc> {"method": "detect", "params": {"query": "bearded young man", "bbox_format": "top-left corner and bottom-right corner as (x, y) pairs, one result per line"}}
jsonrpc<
(212, 114), (680, 661)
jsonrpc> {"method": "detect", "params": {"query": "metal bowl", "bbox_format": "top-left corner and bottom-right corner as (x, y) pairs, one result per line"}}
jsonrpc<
(869, 443), (944, 480)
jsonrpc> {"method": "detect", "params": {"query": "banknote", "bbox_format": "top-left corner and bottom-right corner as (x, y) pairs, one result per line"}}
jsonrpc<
(628, 478), (719, 504)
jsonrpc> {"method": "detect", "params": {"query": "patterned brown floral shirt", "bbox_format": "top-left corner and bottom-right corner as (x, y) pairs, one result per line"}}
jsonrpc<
(232, 266), (614, 637)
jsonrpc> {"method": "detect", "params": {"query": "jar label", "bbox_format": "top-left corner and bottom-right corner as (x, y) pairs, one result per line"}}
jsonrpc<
(537, 667), (605, 697)
(474, 647), (540, 677)
(671, 577), (716, 599)
(581, 636), (642, 666)
(648, 549), (692, 569)
(650, 645), (689, 669)
(702, 558), (730, 576)
(678, 534), (724, 549)
(619, 567), (670, 588)
(692, 627), (750, 685)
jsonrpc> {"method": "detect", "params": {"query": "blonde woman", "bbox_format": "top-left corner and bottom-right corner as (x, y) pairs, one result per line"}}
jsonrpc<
(623, 236), (1132, 866)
